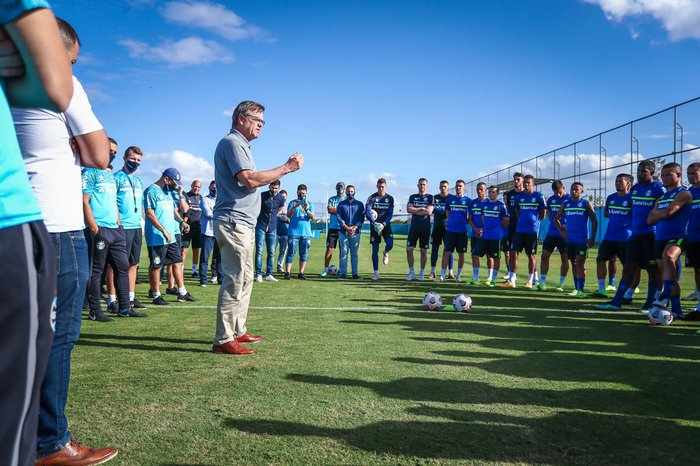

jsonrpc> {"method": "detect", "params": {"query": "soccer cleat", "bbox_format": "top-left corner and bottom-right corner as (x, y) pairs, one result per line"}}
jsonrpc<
(639, 306), (652, 314)
(427, 273), (436, 279)
(484, 280), (495, 287)
(555, 285), (565, 292)
(106, 301), (118, 314)
(606, 284), (616, 292)
(131, 298), (147, 309)
(383, 252), (389, 265)
(152, 296), (168, 305)
(671, 311), (686, 320)
(500, 281), (516, 289)
(406, 272), (416, 281)
(468, 279), (479, 286)
(165, 287), (179, 296)
(320, 270), (328, 277)
(683, 290), (699, 301)
(264, 274), (278, 282)
(568, 289), (580, 297)
(255, 274), (263, 283)
(634, 287), (640, 294)
(575, 290), (585, 298)
(653, 296), (669, 308)
(620, 297), (633, 304)
(178, 292), (198, 302)
(593, 303), (622, 311)
(590, 290), (608, 298)
(536, 283), (547, 291)
(524, 281), (533, 289)
(437, 275), (445, 282)
(88, 309), (113, 322)
(118, 308), (148, 317)
(448, 273), (456, 280)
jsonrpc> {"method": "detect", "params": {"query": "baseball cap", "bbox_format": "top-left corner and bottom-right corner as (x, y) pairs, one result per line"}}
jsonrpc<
(162, 167), (181, 182)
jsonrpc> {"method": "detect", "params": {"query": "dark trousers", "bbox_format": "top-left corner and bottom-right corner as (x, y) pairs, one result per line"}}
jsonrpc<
(199, 234), (222, 284)
(86, 227), (130, 312)
(0, 221), (56, 466)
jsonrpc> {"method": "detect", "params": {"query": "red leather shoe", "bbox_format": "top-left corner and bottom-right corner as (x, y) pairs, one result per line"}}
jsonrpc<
(212, 340), (255, 355)
(235, 332), (262, 343)
(35, 438), (117, 465)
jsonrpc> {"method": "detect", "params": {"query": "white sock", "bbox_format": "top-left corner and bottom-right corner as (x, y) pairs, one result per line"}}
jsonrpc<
(487, 268), (494, 281)
(153, 291), (161, 298)
(540, 274), (547, 285)
(473, 267), (479, 281)
(129, 291), (135, 300)
(178, 286), (187, 295)
(528, 273), (535, 283)
(108, 294), (116, 304)
(510, 273), (517, 284)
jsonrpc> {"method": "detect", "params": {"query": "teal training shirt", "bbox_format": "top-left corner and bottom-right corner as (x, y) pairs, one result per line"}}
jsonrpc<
(114, 169), (143, 229)
(143, 184), (176, 246)
(81, 168), (119, 228)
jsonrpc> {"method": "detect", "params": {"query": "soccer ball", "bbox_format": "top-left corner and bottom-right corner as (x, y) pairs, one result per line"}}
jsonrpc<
(648, 308), (673, 326)
(453, 294), (473, 312)
(423, 292), (443, 311)
(328, 265), (338, 275)
(369, 209), (378, 221)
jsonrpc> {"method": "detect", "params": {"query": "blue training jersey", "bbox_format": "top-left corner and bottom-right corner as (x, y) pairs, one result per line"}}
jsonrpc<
(143, 184), (176, 246)
(603, 192), (632, 242)
(562, 197), (592, 244)
(468, 198), (488, 237)
(656, 185), (690, 241)
(481, 200), (508, 240)
(546, 193), (571, 237)
(630, 181), (665, 236)
(408, 193), (434, 229)
(287, 199), (314, 237)
(114, 169), (143, 229)
(327, 194), (345, 229)
(82, 168), (119, 228)
(515, 191), (546, 234)
(687, 186), (700, 242)
(445, 195), (471, 233)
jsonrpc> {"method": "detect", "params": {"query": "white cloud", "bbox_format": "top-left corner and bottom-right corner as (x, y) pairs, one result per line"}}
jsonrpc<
(162, 1), (271, 42)
(119, 36), (233, 67)
(584, 0), (700, 41)
(140, 149), (215, 187)
(221, 106), (234, 117)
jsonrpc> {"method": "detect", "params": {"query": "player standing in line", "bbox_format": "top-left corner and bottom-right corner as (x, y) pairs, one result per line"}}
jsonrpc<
(406, 178), (434, 281)
(538, 180), (570, 291)
(502, 174), (545, 289)
(684, 163), (700, 315)
(595, 160), (665, 312)
(647, 162), (692, 319)
(438, 179), (471, 282)
(502, 172), (524, 282)
(467, 182), (488, 285)
(366, 178), (395, 281)
(429, 180), (453, 279)
(474, 185), (509, 286)
(321, 181), (345, 276)
(554, 182), (597, 297)
(591, 173), (632, 298)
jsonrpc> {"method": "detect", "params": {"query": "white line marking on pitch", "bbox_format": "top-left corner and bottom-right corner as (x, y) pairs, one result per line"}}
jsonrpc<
(171, 305), (407, 311)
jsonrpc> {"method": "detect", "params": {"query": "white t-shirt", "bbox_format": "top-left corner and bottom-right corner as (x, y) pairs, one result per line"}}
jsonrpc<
(12, 76), (103, 233)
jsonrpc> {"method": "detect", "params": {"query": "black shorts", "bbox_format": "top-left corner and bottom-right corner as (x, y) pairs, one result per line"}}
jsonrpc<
(511, 232), (538, 255)
(443, 231), (467, 253)
(685, 241), (700, 268)
(542, 235), (566, 254)
(431, 221), (447, 246)
(181, 223), (201, 248)
(148, 242), (182, 268)
(565, 242), (588, 259)
(326, 228), (340, 249)
(407, 226), (430, 249)
(369, 223), (393, 244)
(597, 240), (626, 262)
(473, 238), (501, 259)
(625, 233), (656, 268)
(124, 227), (142, 265)
(654, 238), (685, 259)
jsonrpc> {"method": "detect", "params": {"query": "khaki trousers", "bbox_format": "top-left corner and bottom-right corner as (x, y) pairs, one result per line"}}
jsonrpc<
(213, 220), (255, 344)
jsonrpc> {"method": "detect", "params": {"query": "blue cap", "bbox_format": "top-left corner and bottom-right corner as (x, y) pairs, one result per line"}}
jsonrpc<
(162, 167), (181, 182)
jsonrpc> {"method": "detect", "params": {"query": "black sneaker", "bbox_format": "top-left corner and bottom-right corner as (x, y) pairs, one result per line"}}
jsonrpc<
(192, 271), (200, 279)
(284, 272), (291, 280)
(106, 301), (118, 314)
(152, 296), (169, 305)
(166, 287), (179, 296)
(297, 273), (306, 280)
(147, 290), (157, 299)
(620, 297), (633, 305)
(88, 309), (113, 322)
(131, 298), (147, 309)
(337, 274), (347, 280)
(118, 309), (148, 317)
(178, 292), (198, 302)
(352, 274), (363, 280)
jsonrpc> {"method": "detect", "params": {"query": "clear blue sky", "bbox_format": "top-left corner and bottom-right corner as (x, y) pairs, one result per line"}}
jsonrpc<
(51, 0), (700, 205)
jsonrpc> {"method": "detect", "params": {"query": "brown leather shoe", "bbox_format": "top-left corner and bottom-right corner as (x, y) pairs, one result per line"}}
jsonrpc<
(212, 340), (255, 355)
(235, 332), (262, 343)
(35, 438), (117, 465)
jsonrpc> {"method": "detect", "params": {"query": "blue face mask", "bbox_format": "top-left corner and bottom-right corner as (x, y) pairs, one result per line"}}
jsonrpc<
(124, 160), (140, 173)
(209, 189), (216, 196)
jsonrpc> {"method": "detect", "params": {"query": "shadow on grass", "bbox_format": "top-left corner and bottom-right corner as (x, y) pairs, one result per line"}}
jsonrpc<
(224, 408), (699, 464)
(77, 333), (209, 353)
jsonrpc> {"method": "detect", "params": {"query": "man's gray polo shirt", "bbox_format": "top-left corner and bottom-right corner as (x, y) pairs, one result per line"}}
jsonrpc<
(213, 129), (260, 228)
